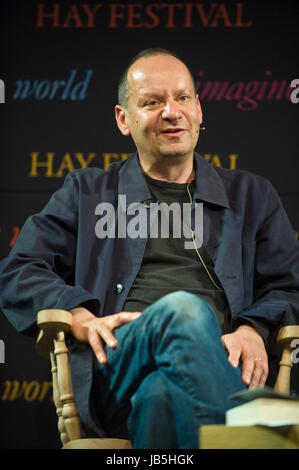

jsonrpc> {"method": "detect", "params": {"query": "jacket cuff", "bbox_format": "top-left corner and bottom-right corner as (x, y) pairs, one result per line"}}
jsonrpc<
(55, 287), (101, 316)
(233, 315), (271, 350)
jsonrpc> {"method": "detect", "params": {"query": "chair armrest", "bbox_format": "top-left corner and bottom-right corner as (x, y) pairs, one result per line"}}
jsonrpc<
(272, 326), (299, 354)
(36, 309), (72, 359)
(272, 325), (299, 395)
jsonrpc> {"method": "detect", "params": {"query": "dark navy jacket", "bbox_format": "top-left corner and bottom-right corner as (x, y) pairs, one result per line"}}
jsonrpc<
(0, 152), (299, 435)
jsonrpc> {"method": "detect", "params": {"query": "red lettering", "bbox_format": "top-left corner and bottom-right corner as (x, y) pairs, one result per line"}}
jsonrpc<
(256, 81), (269, 101)
(184, 4), (193, 28)
(126, 4), (142, 28)
(198, 81), (230, 100)
(62, 5), (83, 28)
(36, 1), (253, 29)
(164, 4), (184, 28)
(267, 81), (288, 100)
(196, 3), (218, 27)
(36, 3), (61, 27)
(210, 4), (232, 27)
(144, 4), (160, 28)
(235, 2), (253, 27)
(225, 82), (244, 100)
(81, 4), (102, 28)
(109, 4), (125, 27)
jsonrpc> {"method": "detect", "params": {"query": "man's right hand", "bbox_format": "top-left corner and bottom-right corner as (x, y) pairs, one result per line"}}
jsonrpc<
(70, 306), (142, 364)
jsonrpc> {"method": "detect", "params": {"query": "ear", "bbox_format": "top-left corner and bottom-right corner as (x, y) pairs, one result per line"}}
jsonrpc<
(115, 105), (131, 136)
(196, 94), (203, 125)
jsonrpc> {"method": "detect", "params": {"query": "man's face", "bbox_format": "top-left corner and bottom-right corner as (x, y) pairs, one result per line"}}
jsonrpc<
(115, 54), (203, 163)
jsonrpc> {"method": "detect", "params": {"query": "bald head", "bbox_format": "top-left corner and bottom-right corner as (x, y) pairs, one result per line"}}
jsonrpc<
(118, 48), (196, 108)
(114, 49), (202, 166)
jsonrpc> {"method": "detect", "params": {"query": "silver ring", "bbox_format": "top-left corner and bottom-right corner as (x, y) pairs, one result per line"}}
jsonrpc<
(255, 357), (262, 361)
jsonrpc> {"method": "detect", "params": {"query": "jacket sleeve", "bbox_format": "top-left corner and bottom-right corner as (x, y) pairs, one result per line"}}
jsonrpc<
(0, 171), (100, 336)
(237, 179), (299, 348)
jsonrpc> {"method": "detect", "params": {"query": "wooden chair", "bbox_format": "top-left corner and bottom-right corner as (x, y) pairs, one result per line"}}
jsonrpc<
(36, 309), (299, 449)
(36, 309), (132, 449)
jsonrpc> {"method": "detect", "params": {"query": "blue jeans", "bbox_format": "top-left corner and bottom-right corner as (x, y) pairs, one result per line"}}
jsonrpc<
(91, 291), (246, 448)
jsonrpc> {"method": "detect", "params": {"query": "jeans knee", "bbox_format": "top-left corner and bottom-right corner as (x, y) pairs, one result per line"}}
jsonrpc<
(159, 290), (218, 326)
(144, 290), (220, 342)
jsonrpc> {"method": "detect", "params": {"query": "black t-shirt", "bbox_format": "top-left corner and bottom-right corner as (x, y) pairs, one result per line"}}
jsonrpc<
(123, 173), (232, 335)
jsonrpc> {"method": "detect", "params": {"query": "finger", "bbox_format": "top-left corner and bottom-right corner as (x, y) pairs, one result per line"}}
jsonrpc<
(87, 328), (107, 364)
(255, 357), (269, 388)
(259, 361), (269, 388)
(228, 347), (242, 369)
(101, 312), (142, 346)
(97, 323), (119, 349)
(222, 336), (242, 368)
(248, 358), (264, 389)
(110, 311), (142, 328)
(241, 356), (255, 386)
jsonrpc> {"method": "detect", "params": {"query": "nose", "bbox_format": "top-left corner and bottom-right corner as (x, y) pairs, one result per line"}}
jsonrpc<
(161, 100), (182, 121)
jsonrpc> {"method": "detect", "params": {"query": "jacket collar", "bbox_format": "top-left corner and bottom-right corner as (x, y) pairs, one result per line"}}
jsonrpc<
(118, 152), (230, 210)
(193, 153), (230, 208)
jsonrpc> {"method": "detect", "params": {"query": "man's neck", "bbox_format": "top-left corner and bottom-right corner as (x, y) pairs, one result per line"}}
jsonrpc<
(139, 154), (195, 184)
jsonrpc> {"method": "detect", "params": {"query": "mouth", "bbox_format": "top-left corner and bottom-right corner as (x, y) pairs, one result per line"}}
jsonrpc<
(160, 128), (186, 137)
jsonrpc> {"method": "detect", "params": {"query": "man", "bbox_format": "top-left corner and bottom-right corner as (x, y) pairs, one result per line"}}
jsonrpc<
(0, 48), (298, 448)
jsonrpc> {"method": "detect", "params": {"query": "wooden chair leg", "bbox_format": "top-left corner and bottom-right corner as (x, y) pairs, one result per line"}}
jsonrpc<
(54, 331), (81, 442)
(274, 345), (294, 395)
(50, 351), (69, 445)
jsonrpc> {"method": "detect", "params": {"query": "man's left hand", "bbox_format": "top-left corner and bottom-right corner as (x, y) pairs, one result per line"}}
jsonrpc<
(221, 324), (268, 389)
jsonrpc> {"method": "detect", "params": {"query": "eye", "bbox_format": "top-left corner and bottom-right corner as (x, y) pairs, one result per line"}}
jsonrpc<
(178, 95), (190, 102)
(145, 100), (159, 107)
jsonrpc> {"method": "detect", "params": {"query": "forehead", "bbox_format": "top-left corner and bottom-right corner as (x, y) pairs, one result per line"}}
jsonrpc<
(127, 54), (194, 100)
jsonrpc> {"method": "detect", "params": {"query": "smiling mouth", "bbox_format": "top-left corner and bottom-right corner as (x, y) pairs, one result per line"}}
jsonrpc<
(161, 128), (186, 136)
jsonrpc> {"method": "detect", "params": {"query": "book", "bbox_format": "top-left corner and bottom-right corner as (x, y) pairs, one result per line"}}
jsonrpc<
(226, 397), (299, 426)
(229, 386), (299, 402)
